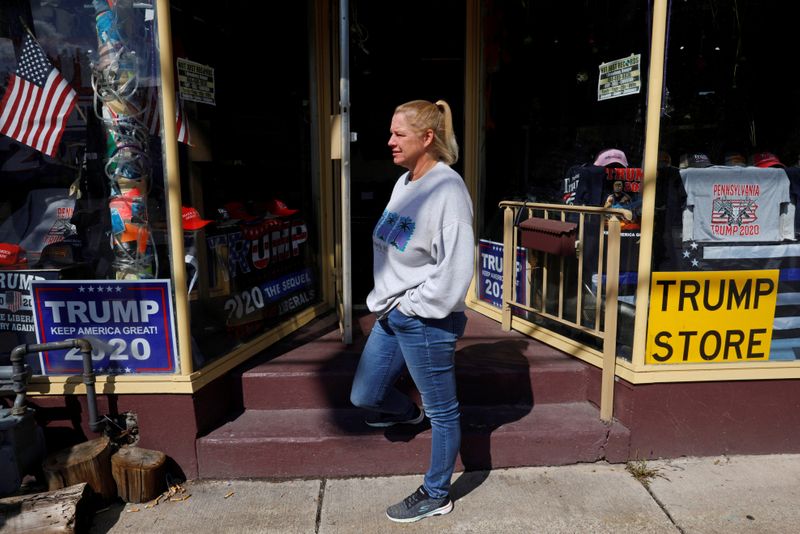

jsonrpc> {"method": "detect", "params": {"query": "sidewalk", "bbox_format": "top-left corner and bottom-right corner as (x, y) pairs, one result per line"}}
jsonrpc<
(90, 454), (800, 533)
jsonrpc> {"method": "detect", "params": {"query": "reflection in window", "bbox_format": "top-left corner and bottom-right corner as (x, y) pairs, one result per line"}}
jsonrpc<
(168, 1), (320, 366)
(655, 2), (800, 362)
(479, 0), (652, 360)
(0, 1), (168, 374)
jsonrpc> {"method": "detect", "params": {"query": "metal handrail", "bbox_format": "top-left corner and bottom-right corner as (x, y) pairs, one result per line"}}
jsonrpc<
(499, 201), (633, 220)
(498, 200), (632, 422)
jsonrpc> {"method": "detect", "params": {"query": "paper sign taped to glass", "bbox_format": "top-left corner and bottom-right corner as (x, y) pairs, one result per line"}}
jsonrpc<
(597, 53), (641, 101)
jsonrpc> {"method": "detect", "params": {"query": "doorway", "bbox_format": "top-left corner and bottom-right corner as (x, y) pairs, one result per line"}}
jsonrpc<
(346, 0), (466, 304)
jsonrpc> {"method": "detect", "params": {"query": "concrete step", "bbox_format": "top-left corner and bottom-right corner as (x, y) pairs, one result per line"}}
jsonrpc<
(239, 310), (590, 410)
(196, 402), (630, 479)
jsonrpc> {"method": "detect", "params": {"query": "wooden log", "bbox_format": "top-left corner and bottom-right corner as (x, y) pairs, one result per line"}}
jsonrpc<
(111, 446), (166, 503)
(0, 482), (90, 533)
(42, 436), (117, 501)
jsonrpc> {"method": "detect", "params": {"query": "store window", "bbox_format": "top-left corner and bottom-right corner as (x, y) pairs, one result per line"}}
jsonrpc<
(169, 1), (321, 366)
(1, 1), (171, 375)
(651, 1), (800, 365)
(478, 0), (652, 358)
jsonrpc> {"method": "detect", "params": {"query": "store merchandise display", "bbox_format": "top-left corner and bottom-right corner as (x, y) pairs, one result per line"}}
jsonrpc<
(90, 0), (154, 279)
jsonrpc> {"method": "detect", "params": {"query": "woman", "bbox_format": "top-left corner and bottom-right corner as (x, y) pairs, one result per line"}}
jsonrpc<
(350, 99), (475, 523)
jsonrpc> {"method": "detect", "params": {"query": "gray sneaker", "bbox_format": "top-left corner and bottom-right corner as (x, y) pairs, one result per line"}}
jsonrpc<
(386, 485), (453, 523)
(365, 404), (425, 428)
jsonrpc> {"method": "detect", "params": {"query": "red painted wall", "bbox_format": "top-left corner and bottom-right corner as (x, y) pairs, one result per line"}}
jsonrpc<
(588, 366), (800, 459)
(27, 374), (237, 480)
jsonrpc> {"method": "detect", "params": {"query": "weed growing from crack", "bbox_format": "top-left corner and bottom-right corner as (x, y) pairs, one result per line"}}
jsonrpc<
(626, 459), (667, 488)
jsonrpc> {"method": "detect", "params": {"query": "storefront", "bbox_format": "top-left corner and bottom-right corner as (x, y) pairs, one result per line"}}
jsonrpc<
(475, 0), (800, 457)
(3, 0), (800, 477)
(477, 0), (800, 377)
(1, 0), (336, 477)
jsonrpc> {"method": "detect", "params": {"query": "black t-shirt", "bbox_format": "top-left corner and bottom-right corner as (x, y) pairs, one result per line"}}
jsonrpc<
(563, 164), (607, 206)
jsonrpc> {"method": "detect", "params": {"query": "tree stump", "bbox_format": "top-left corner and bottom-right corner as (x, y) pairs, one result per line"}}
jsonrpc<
(42, 436), (117, 501)
(0, 482), (91, 533)
(111, 446), (166, 503)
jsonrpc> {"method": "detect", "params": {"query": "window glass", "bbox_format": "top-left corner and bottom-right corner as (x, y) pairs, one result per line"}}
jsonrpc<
(169, 1), (321, 366)
(653, 1), (800, 364)
(479, 0), (652, 359)
(0, 1), (168, 374)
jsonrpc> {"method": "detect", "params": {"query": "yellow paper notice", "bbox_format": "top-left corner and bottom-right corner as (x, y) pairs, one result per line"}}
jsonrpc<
(646, 270), (779, 364)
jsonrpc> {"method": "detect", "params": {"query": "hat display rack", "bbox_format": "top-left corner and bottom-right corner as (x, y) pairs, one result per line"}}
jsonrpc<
(90, 0), (155, 280)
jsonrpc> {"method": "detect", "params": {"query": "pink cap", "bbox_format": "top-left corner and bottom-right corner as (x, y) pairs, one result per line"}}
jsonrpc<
(594, 148), (628, 167)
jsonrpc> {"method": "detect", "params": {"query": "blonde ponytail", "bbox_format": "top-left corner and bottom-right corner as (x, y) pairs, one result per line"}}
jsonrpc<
(395, 99), (459, 165)
(434, 100), (459, 165)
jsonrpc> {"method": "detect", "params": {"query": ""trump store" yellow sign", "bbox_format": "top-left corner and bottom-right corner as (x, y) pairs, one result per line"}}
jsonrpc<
(646, 270), (779, 364)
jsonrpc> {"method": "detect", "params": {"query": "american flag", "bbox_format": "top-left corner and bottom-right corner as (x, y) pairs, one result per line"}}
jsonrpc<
(0, 34), (77, 157)
(142, 87), (191, 145)
(176, 93), (190, 145)
(0, 290), (31, 314)
(143, 84), (160, 135)
(600, 239), (800, 362)
(680, 240), (800, 361)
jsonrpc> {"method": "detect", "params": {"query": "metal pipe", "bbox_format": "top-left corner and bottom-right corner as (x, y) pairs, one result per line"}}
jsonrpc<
(76, 339), (102, 433)
(339, 0), (352, 344)
(600, 215), (622, 422)
(9, 344), (31, 416)
(501, 206), (515, 331)
(498, 200), (633, 221)
(8, 339), (102, 432)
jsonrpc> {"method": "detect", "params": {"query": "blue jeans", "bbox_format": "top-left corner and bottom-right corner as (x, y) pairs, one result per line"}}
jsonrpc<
(350, 308), (467, 498)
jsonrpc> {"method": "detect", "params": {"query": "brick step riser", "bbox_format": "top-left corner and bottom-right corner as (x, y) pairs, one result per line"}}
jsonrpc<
(197, 428), (608, 479)
(240, 368), (589, 410)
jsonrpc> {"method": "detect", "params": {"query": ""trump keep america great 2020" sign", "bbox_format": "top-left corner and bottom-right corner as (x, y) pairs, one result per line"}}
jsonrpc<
(31, 279), (178, 375)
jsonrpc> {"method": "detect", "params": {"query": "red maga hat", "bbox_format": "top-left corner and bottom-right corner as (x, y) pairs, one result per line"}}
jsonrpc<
(182, 207), (213, 230)
(0, 243), (25, 265)
(750, 152), (784, 168)
(266, 198), (298, 217)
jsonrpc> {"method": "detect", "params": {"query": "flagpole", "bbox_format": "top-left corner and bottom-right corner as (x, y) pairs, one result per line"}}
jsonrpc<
(74, 104), (87, 124)
(18, 17), (35, 38)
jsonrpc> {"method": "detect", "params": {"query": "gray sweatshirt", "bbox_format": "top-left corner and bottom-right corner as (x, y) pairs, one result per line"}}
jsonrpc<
(367, 162), (475, 319)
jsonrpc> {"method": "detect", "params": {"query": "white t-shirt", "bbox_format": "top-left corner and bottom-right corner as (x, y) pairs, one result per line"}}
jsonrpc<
(682, 166), (791, 242)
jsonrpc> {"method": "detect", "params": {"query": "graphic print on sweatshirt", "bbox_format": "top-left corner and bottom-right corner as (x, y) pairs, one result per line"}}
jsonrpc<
(374, 210), (416, 251)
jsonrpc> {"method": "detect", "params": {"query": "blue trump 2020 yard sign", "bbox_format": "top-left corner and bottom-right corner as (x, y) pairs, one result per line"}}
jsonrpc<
(478, 240), (527, 308)
(31, 280), (178, 375)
